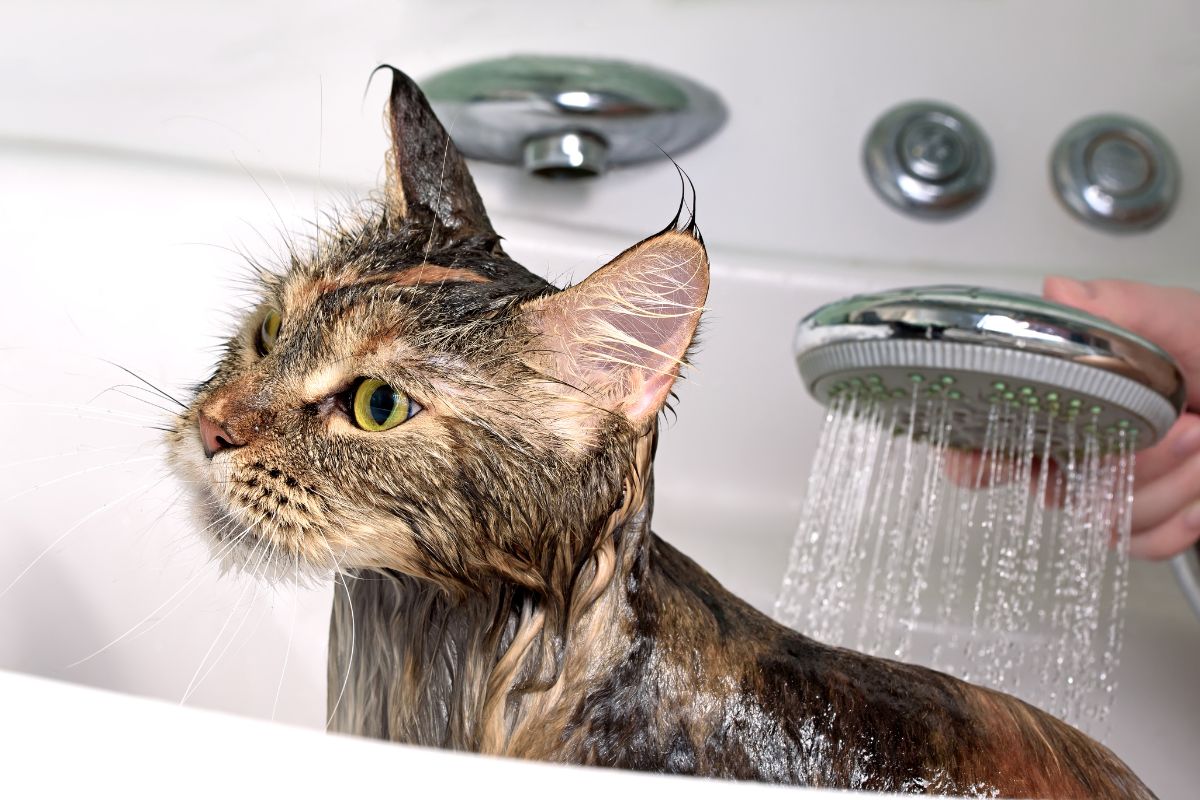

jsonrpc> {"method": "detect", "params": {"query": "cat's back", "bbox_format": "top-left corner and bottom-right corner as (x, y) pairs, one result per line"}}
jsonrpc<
(644, 536), (1155, 797)
(747, 632), (1152, 796)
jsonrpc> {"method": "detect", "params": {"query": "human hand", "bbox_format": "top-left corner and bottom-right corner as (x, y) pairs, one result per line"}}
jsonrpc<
(944, 278), (1200, 558)
(1040, 277), (1200, 560)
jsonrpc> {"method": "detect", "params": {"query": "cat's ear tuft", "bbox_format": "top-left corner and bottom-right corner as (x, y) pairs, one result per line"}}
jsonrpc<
(526, 230), (709, 430)
(376, 65), (497, 243)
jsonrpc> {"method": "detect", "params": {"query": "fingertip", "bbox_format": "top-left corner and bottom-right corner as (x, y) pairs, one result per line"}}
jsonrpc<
(943, 450), (981, 487)
(1169, 414), (1200, 459)
(1131, 414), (1200, 486)
(1043, 275), (1096, 308)
(1128, 503), (1200, 560)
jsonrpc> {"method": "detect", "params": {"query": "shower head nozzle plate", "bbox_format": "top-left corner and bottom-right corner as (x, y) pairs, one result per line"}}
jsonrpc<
(795, 286), (1186, 451)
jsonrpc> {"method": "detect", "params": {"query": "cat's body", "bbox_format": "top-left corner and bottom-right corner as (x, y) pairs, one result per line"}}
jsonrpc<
(169, 67), (1155, 798)
(329, 449), (1149, 798)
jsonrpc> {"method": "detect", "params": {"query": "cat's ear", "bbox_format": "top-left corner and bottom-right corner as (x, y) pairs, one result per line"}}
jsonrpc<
(377, 65), (498, 243)
(525, 229), (709, 431)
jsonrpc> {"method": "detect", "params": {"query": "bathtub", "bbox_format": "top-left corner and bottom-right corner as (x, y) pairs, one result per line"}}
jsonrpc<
(3, 1), (1199, 797)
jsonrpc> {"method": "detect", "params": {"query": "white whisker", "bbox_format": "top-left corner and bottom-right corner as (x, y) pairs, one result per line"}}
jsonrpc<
(180, 532), (268, 704)
(91, 387), (184, 417)
(0, 476), (165, 599)
(326, 570), (355, 730)
(0, 401), (166, 423)
(0, 455), (159, 507)
(66, 512), (250, 667)
(271, 587), (300, 721)
(187, 535), (277, 697)
(0, 442), (145, 471)
(35, 414), (169, 432)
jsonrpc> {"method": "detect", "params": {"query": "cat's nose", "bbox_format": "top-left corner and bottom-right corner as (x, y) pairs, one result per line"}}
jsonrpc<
(199, 412), (246, 458)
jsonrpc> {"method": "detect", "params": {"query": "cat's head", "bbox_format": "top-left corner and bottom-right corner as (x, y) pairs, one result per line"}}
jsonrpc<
(167, 68), (708, 594)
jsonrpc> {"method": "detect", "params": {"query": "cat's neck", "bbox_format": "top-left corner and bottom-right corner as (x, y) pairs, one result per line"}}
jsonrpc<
(327, 430), (688, 754)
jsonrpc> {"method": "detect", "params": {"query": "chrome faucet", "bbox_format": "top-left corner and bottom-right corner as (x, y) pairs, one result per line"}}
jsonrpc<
(422, 55), (726, 178)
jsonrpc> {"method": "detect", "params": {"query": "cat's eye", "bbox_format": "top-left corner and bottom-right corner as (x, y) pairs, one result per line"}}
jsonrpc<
(257, 309), (282, 355)
(351, 378), (419, 432)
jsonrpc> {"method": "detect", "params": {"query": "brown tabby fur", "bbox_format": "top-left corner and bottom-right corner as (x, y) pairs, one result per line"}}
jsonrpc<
(167, 67), (1156, 798)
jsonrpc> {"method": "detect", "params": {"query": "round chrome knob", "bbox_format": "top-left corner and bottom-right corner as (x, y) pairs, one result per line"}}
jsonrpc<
(901, 120), (967, 181)
(1051, 115), (1179, 232)
(863, 101), (993, 220)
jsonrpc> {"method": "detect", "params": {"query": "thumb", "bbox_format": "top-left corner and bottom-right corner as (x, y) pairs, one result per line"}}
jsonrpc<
(1044, 277), (1200, 409)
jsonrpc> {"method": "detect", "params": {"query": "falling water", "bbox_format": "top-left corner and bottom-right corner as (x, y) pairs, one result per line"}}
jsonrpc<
(775, 390), (1135, 738)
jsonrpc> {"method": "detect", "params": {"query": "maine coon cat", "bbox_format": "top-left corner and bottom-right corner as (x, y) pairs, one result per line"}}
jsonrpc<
(167, 67), (1155, 798)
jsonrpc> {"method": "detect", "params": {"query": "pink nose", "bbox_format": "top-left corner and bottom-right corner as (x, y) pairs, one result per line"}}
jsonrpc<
(199, 413), (245, 458)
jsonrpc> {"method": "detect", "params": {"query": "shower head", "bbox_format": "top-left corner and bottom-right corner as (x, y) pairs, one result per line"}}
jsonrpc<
(794, 285), (1186, 451)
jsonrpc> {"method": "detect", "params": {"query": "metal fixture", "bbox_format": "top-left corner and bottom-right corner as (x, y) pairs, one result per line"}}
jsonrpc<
(794, 285), (1185, 451)
(1051, 114), (1179, 232)
(420, 55), (727, 178)
(863, 102), (993, 219)
(1174, 546), (1200, 625)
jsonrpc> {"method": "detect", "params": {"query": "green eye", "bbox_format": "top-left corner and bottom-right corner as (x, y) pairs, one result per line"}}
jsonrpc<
(257, 309), (282, 355)
(352, 378), (417, 432)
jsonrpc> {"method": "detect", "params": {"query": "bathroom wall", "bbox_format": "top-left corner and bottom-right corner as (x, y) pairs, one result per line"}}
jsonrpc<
(9, 0), (1200, 278)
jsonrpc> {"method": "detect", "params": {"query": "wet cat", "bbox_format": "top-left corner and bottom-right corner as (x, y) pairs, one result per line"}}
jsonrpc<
(167, 67), (1155, 798)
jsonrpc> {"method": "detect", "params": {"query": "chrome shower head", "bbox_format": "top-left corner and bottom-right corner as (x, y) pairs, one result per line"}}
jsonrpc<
(794, 285), (1186, 451)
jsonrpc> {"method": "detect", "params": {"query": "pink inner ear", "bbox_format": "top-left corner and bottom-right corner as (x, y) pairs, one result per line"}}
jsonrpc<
(624, 370), (681, 422)
(524, 231), (709, 427)
(576, 232), (709, 423)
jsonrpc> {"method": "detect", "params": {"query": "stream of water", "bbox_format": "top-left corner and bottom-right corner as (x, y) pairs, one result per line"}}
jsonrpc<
(774, 392), (1135, 738)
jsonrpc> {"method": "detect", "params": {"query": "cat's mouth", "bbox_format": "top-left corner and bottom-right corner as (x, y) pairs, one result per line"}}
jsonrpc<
(168, 421), (344, 581)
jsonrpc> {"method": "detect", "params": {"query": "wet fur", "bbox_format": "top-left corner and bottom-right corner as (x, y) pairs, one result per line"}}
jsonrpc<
(169, 68), (1155, 797)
